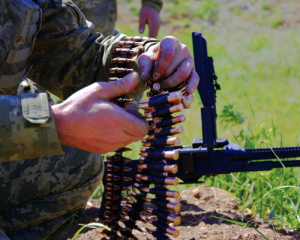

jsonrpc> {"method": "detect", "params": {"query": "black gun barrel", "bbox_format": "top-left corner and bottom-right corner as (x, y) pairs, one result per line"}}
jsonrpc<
(230, 147), (300, 161)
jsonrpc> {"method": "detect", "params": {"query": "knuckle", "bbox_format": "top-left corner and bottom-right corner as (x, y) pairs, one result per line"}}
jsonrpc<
(113, 79), (126, 93)
(181, 44), (189, 54)
(162, 48), (175, 60)
(108, 134), (122, 146)
(162, 36), (177, 43)
(178, 69), (190, 80)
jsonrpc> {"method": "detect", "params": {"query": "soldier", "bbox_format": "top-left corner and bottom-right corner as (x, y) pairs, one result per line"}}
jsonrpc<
(0, 0), (199, 239)
(72, 0), (162, 38)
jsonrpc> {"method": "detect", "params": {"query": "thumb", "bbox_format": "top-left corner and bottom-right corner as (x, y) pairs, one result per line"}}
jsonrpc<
(139, 12), (146, 33)
(138, 43), (161, 83)
(100, 72), (141, 100)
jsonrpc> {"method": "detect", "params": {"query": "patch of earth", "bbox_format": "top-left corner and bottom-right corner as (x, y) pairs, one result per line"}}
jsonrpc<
(51, 185), (300, 240)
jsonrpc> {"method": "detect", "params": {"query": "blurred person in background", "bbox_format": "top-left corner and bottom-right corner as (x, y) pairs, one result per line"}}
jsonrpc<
(73, 0), (162, 38)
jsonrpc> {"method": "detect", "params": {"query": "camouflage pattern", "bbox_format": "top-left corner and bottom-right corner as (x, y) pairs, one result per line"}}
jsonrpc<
(26, 0), (127, 100)
(0, 146), (104, 240)
(72, 0), (117, 37)
(0, 0), (64, 162)
(0, 0), (41, 94)
(0, 94), (64, 162)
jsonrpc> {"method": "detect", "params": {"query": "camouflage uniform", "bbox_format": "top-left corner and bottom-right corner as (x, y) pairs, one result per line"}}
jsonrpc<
(0, 0), (158, 239)
(72, 0), (163, 37)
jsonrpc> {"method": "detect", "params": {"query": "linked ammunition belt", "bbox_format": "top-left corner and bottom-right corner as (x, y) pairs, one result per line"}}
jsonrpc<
(100, 36), (194, 240)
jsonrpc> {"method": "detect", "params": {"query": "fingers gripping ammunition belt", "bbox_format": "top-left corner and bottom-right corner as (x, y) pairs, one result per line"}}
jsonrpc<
(99, 36), (194, 240)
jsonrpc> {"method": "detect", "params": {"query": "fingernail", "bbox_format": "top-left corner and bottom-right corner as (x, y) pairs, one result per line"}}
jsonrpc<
(153, 72), (161, 80)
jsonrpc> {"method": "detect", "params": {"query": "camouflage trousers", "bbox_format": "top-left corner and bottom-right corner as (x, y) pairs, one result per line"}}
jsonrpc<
(0, 147), (104, 240)
(72, 0), (117, 37)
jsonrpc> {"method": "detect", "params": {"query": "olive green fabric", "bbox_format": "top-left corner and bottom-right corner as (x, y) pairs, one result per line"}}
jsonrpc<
(142, 0), (163, 12)
(72, 0), (117, 37)
(0, 0), (64, 162)
(26, 0), (129, 100)
(0, 146), (104, 240)
(0, 94), (63, 162)
(0, 0), (41, 92)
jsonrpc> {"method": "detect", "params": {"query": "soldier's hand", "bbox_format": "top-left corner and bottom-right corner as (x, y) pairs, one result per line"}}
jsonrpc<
(139, 6), (160, 38)
(138, 36), (199, 94)
(51, 72), (148, 154)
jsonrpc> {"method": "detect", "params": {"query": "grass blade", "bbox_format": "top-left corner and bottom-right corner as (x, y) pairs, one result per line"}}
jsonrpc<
(213, 216), (269, 240)
(72, 223), (110, 240)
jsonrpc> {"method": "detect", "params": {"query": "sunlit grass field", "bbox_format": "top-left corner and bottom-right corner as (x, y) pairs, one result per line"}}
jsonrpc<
(93, 0), (300, 230)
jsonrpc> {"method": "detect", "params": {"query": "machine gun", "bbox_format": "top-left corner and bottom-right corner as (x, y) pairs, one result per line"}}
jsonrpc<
(101, 31), (300, 188)
(99, 32), (300, 239)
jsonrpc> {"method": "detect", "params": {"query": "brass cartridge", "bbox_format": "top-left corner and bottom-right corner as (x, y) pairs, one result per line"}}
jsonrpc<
(139, 149), (179, 160)
(146, 218), (180, 237)
(113, 48), (138, 55)
(106, 165), (132, 172)
(106, 183), (130, 191)
(141, 137), (181, 147)
(125, 36), (156, 41)
(133, 183), (180, 199)
(146, 125), (184, 140)
(129, 191), (181, 212)
(143, 207), (181, 226)
(135, 174), (179, 186)
(106, 155), (131, 162)
(109, 67), (134, 74)
(108, 77), (121, 82)
(137, 163), (178, 174)
(117, 41), (143, 47)
(144, 103), (184, 119)
(111, 57), (136, 64)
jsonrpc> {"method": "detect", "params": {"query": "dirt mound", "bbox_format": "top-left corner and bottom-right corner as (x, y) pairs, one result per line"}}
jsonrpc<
(52, 185), (299, 240)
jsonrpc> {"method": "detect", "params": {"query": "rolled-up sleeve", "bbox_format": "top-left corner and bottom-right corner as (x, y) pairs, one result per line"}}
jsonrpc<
(142, 0), (163, 12)
(0, 94), (63, 162)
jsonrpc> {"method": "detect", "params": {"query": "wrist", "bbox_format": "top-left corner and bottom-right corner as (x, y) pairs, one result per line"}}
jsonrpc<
(51, 103), (69, 147)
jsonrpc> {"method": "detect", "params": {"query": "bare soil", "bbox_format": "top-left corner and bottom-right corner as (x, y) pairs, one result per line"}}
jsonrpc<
(52, 185), (300, 240)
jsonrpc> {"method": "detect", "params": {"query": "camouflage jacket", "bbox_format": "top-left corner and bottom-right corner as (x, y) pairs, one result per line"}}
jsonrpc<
(0, 0), (156, 162)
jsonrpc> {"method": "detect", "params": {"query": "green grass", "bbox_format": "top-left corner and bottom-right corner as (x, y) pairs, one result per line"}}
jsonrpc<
(90, 0), (300, 231)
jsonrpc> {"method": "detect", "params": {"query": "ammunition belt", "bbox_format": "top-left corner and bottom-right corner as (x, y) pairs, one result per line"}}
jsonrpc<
(99, 36), (194, 240)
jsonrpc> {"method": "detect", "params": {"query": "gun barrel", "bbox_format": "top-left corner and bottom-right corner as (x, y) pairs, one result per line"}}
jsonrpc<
(230, 147), (300, 161)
